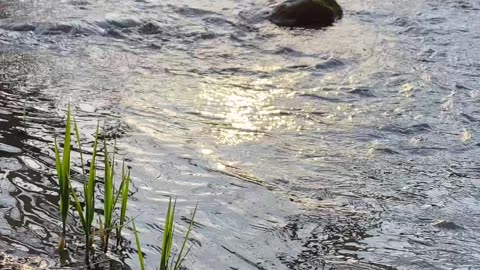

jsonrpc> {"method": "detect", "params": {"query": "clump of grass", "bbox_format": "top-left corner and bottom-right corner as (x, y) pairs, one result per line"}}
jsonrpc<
(53, 106), (72, 252)
(70, 120), (100, 260)
(102, 141), (133, 252)
(53, 107), (197, 267)
(133, 198), (197, 270)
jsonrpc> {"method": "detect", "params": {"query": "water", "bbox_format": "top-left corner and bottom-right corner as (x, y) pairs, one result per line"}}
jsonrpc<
(0, 0), (480, 269)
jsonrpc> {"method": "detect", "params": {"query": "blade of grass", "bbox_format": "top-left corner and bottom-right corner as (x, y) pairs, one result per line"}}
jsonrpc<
(112, 162), (125, 208)
(160, 198), (176, 270)
(71, 114), (88, 239)
(115, 162), (131, 246)
(54, 105), (72, 252)
(69, 122), (99, 261)
(54, 138), (66, 251)
(119, 167), (131, 227)
(102, 136), (115, 252)
(70, 182), (87, 232)
(130, 200), (197, 270)
(73, 116), (85, 177)
(173, 203), (198, 270)
(85, 123), (100, 256)
(132, 220), (145, 270)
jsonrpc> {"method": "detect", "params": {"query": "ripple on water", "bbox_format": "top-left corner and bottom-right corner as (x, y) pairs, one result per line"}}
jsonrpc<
(0, 158), (22, 171)
(0, 143), (21, 154)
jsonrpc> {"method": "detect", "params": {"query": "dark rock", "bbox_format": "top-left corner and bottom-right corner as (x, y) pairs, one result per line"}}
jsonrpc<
(269, 0), (343, 28)
(139, 22), (162, 35)
(6, 23), (36, 32)
(432, 220), (464, 230)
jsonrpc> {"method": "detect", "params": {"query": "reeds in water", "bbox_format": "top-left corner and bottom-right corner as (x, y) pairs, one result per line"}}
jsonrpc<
(102, 139), (115, 252)
(133, 198), (198, 270)
(70, 120), (100, 260)
(102, 141), (133, 252)
(53, 107), (196, 268)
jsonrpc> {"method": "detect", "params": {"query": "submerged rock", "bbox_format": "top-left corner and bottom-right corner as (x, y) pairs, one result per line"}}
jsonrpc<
(432, 220), (464, 230)
(269, 0), (343, 28)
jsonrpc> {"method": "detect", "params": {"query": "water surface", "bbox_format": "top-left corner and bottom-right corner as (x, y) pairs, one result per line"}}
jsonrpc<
(1, 0), (480, 269)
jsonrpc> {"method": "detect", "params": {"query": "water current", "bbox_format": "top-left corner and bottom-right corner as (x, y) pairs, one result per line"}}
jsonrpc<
(0, 0), (480, 269)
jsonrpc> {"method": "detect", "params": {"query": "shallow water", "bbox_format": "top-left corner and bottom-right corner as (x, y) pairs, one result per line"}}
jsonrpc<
(1, 0), (480, 269)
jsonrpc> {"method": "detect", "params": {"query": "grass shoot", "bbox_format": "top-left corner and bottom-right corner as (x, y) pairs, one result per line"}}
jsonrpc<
(172, 202), (197, 270)
(115, 162), (131, 246)
(70, 120), (100, 260)
(133, 198), (197, 270)
(133, 220), (146, 270)
(53, 106), (72, 252)
(102, 138), (116, 252)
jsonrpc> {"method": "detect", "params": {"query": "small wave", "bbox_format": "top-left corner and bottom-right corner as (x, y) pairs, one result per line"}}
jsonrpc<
(0, 143), (21, 154)
(0, 21), (106, 36)
(272, 46), (314, 57)
(174, 6), (221, 17)
(315, 58), (345, 70)
(348, 87), (376, 97)
(299, 93), (343, 103)
(380, 123), (433, 135)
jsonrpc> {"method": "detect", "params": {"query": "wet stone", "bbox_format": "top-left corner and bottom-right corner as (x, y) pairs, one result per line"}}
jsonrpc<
(432, 220), (464, 230)
(270, 0), (343, 28)
(139, 22), (163, 35)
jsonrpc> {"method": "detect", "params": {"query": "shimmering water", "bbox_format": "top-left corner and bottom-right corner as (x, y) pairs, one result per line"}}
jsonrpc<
(1, 0), (480, 269)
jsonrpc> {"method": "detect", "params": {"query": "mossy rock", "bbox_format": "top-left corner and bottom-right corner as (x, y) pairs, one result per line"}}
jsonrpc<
(269, 0), (343, 28)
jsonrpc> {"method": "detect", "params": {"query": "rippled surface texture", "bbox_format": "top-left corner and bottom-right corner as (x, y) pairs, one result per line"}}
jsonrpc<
(1, 0), (480, 269)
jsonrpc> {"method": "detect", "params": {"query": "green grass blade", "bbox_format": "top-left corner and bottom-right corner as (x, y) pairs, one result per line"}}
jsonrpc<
(73, 116), (85, 177)
(120, 168), (131, 226)
(173, 203), (198, 270)
(160, 198), (176, 270)
(61, 107), (72, 224)
(113, 162), (126, 209)
(104, 155), (113, 225)
(62, 105), (72, 182)
(54, 106), (73, 237)
(54, 105), (75, 252)
(103, 135), (114, 250)
(111, 139), (116, 178)
(54, 136), (67, 252)
(54, 138), (64, 220)
(69, 182), (87, 232)
(84, 122), (99, 256)
(115, 163), (131, 245)
(86, 123), (99, 228)
(116, 164), (131, 227)
(53, 138), (63, 184)
(132, 221), (145, 270)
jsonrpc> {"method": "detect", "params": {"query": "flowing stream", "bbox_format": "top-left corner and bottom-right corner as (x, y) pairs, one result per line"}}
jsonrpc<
(0, 0), (480, 269)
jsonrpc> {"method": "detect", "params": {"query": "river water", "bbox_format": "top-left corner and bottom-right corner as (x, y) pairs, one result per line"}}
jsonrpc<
(0, 0), (480, 269)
